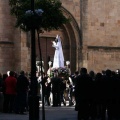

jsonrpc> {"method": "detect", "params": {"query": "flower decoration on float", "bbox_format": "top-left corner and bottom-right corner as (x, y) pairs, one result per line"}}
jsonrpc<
(51, 67), (69, 77)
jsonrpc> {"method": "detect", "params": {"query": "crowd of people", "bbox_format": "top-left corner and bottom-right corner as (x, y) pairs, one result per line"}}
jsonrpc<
(37, 72), (75, 107)
(0, 68), (120, 120)
(0, 71), (29, 114)
(75, 68), (120, 120)
(0, 70), (75, 114)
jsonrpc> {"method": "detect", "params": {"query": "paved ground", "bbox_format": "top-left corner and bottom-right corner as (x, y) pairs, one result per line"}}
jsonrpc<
(0, 106), (77, 120)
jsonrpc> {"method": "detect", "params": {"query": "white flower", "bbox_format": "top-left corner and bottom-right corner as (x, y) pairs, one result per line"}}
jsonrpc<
(25, 9), (44, 16)
(35, 9), (44, 16)
(25, 10), (34, 15)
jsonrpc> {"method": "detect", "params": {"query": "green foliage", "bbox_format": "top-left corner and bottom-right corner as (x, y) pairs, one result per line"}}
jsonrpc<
(9, 0), (70, 31)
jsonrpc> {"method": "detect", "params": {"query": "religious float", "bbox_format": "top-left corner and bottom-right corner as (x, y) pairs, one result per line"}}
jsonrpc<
(47, 35), (70, 78)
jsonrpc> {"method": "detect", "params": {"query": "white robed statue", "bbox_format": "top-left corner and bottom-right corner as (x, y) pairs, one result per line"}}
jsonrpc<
(52, 35), (64, 68)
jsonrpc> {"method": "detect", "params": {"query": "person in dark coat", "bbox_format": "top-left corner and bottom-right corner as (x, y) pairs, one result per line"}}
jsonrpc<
(101, 69), (115, 120)
(59, 77), (66, 106)
(15, 70), (29, 114)
(94, 72), (103, 119)
(51, 73), (61, 107)
(75, 68), (93, 120)
(44, 78), (51, 106)
(111, 71), (120, 119)
(69, 72), (79, 106)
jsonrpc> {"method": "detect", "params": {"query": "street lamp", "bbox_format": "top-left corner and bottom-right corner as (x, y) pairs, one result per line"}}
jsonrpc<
(29, 0), (39, 120)
(37, 30), (45, 120)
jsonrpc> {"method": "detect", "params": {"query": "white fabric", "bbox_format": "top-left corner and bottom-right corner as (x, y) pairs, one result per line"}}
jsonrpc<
(52, 35), (64, 68)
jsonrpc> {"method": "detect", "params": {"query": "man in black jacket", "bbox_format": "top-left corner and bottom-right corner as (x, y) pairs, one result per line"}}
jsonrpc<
(15, 71), (29, 114)
(51, 73), (61, 107)
(75, 68), (93, 120)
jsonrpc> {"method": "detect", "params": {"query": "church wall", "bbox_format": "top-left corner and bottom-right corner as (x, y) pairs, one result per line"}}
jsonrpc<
(13, 29), (22, 73)
(0, 1), (14, 42)
(16, 31), (31, 73)
(0, 43), (14, 73)
(80, 0), (120, 72)
(87, 0), (120, 47)
(0, 0), (16, 74)
(0, 0), (30, 74)
(61, 0), (80, 27)
(88, 47), (120, 73)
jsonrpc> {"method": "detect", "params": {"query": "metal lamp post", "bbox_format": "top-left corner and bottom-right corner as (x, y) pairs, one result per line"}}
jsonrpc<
(29, 0), (39, 120)
(37, 30), (45, 120)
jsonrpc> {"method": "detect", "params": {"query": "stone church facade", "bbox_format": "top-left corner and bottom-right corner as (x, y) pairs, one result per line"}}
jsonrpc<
(0, 0), (120, 74)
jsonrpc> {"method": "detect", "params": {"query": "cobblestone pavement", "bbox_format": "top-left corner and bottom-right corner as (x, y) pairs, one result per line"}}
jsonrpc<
(0, 106), (77, 120)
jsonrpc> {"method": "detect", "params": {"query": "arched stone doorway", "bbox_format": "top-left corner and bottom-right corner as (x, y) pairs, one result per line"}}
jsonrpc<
(36, 7), (81, 74)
